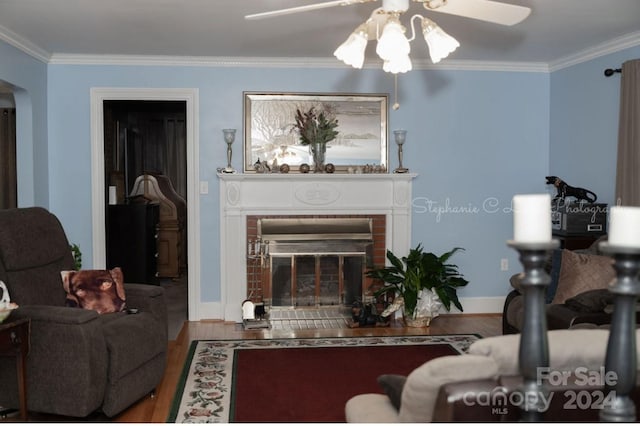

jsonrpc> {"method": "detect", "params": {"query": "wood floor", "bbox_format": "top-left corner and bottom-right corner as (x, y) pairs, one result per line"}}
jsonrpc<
(114, 313), (503, 423)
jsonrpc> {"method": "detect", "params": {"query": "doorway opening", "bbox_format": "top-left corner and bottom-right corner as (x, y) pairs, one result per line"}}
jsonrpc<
(103, 100), (188, 338)
(91, 87), (200, 330)
(0, 85), (16, 210)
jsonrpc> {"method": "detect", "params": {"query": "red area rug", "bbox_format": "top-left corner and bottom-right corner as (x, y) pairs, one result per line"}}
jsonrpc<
(168, 335), (480, 423)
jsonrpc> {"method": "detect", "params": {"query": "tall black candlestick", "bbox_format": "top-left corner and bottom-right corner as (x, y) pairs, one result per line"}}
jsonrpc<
(598, 243), (640, 422)
(507, 240), (559, 421)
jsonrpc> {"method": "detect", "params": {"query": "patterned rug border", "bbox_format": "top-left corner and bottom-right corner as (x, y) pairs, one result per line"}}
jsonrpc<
(167, 334), (481, 423)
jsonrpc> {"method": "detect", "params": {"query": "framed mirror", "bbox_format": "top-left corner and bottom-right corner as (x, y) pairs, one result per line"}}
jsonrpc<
(243, 92), (388, 173)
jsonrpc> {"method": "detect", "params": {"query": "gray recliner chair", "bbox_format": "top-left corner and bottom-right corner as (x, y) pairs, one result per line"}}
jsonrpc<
(0, 207), (167, 417)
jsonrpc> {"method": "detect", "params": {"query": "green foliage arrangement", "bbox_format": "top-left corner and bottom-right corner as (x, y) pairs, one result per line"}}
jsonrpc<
(367, 244), (469, 315)
(293, 107), (339, 146)
(70, 244), (82, 270)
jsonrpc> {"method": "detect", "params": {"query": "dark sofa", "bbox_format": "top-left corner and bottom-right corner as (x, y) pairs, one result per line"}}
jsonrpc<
(0, 207), (168, 417)
(502, 235), (617, 334)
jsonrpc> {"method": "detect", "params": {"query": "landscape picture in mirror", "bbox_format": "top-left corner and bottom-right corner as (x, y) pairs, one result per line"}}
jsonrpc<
(243, 92), (388, 173)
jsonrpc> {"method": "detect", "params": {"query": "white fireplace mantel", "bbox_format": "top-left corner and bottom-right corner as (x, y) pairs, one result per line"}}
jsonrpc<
(217, 173), (417, 322)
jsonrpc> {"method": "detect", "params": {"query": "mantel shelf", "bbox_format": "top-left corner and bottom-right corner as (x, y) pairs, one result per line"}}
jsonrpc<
(217, 172), (418, 181)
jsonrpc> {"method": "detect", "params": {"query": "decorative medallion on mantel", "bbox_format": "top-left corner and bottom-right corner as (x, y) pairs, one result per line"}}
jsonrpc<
(294, 182), (341, 205)
(225, 183), (240, 206)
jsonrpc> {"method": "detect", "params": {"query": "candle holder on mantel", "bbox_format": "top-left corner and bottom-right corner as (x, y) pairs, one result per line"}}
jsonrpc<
(393, 129), (408, 174)
(507, 239), (559, 422)
(597, 242), (640, 422)
(222, 129), (237, 174)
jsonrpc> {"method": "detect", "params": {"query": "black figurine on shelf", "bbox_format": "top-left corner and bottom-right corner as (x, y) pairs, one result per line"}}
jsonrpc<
(545, 176), (597, 203)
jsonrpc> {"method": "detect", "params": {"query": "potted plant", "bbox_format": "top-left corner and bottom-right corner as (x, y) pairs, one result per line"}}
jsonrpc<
(292, 107), (339, 172)
(366, 244), (469, 326)
(70, 243), (82, 270)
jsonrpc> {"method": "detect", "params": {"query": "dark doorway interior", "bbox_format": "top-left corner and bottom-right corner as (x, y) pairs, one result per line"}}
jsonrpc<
(103, 100), (188, 288)
(0, 107), (17, 210)
(104, 100), (187, 201)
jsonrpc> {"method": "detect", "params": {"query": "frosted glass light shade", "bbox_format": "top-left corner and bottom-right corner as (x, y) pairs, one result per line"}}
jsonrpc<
(422, 18), (459, 63)
(222, 128), (236, 144)
(376, 18), (410, 61)
(383, 54), (412, 74)
(334, 26), (368, 69)
(393, 129), (407, 145)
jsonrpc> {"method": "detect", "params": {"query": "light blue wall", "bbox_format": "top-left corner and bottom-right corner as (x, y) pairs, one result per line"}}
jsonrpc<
(2, 37), (637, 309)
(21, 35), (640, 302)
(46, 63), (550, 302)
(0, 42), (48, 207)
(550, 45), (640, 207)
(6, 36), (638, 308)
(402, 69), (550, 298)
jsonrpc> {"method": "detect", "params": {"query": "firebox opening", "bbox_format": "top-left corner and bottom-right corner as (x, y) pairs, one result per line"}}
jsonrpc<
(258, 217), (373, 309)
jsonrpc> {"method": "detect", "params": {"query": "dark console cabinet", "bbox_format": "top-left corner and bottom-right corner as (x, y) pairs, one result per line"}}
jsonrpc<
(107, 203), (159, 285)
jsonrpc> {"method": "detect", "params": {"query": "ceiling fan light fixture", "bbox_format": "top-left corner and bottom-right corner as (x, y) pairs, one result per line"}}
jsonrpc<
(375, 17), (410, 61)
(334, 24), (369, 68)
(421, 17), (459, 63)
(247, 0), (532, 73)
(383, 54), (412, 74)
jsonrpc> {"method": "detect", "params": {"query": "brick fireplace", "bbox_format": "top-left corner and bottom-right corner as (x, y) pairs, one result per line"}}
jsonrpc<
(246, 214), (386, 308)
(218, 173), (416, 322)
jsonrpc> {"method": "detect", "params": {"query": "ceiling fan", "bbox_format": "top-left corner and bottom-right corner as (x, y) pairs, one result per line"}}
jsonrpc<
(246, 0), (530, 26)
(246, 0), (531, 73)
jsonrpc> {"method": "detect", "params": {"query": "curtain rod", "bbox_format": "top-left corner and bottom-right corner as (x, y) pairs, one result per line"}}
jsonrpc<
(604, 68), (622, 77)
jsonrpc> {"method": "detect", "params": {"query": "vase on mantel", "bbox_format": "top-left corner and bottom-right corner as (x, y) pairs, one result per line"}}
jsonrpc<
(310, 142), (326, 173)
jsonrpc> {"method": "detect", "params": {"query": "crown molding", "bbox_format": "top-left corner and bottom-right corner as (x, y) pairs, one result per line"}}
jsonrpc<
(418, 59), (549, 73)
(48, 54), (341, 67)
(549, 31), (640, 72)
(0, 24), (50, 63)
(48, 53), (549, 72)
(2, 21), (637, 74)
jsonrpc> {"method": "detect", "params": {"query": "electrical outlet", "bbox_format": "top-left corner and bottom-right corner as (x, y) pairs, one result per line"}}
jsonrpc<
(500, 258), (509, 271)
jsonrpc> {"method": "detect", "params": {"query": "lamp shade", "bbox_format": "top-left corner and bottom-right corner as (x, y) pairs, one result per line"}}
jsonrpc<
(393, 129), (407, 145)
(422, 18), (459, 64)
(334, 25), (368, 69)
(376, 18), (410, 61)
(383, 54), (412, 74)
(222, 128), (236, 144)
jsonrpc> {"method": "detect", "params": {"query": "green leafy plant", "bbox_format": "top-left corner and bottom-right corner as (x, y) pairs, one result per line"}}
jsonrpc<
(367, 244), (469, 315)
(70, 244), (82, 270)
(292, 107), (339, 146)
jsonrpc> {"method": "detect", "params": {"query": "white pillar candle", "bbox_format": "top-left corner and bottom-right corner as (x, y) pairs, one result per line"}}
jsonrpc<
(609, 206), (640, 248)
(513, 194), (552, 243)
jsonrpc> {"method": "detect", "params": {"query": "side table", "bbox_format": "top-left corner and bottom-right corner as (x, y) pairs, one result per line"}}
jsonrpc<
(0, 318), (30, 421)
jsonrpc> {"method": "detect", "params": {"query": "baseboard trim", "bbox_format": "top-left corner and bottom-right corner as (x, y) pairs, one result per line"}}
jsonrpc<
(197, 302), (223, 321)
(442, 296), (506, 314)
(196, 296), (505, 321)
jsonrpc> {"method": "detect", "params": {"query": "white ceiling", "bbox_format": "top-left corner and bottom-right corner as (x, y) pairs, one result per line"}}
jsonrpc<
(0, 0), (639, 69)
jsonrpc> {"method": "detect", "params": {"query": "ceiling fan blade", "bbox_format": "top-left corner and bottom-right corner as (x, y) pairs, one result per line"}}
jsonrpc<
(245, 0), (376, 20)
(423, 0), (531, 26)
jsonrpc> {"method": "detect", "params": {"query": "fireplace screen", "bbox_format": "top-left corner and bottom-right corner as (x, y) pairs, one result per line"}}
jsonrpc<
(270, 254), (364, 307)
(259, 218), (372, 308)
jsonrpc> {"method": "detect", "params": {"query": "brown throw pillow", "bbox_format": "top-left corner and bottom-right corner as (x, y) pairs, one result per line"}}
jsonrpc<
(61, 267), (126, 314)
(551, 250), (615, 304)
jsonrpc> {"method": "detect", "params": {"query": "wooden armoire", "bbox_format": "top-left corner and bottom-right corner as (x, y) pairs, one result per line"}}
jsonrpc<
(130, 173), (186, 278)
